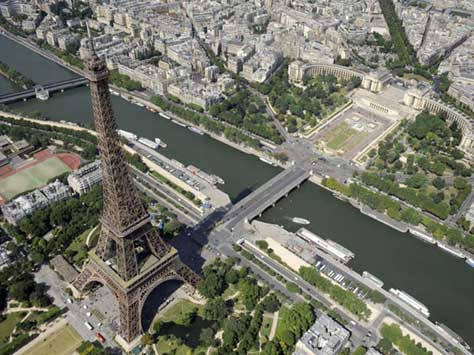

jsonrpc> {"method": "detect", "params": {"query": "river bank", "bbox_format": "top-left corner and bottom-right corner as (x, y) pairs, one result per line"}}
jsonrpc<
(117, 90), (282, 167)
(0, 33), (77, 86)
(0, 72), (18, 95)
(311, 174), (474, 264)
(0, 63), (34, 89)
(0, 30), (83, 77)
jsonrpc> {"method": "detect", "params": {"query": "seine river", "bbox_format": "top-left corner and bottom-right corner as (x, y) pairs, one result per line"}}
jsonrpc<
(2, 34), (474, 346)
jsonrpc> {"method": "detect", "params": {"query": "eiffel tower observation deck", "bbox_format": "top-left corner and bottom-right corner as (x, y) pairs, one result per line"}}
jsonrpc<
(71, 31), (199, 350)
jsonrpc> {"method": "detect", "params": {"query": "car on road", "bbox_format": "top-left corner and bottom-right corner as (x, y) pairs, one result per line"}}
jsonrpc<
(96, 332), (105, 343)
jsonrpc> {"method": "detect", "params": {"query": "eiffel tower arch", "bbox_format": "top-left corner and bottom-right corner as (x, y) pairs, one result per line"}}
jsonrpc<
(72, 31), (200, 349)
(73, 252), (199, 343)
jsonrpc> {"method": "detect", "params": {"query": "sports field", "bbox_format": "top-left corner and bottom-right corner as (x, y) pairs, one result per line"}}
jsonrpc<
(323, 122), (359, 151)
(0, 157), (71, 200)
(28, 324), (82, 355)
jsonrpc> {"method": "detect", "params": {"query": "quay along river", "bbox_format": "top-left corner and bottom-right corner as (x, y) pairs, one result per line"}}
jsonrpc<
(2, 34), (474, 347)
(0, 75), (18, 95)
(0, 34), (77, 88)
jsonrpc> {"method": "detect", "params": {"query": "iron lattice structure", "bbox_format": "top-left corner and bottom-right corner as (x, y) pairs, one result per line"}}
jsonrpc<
(73, 49), (199, 344)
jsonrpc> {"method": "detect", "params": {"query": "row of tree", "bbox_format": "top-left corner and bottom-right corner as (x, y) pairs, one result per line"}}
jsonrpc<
(299, 266), (371, 320)
(378, 0), (418, 66)
(0, 60), (35, 89)
(150, 95), (260, 149)
(322, 177), (474, 253)
(0, 115), (98, 160)
(108, 70), (143, 91)
(360, 172), (450, 219)
(36, 40), (84, 69)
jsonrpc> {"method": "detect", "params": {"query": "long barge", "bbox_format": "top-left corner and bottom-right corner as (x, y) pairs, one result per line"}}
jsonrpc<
(437, 243), (465, 259)
(409, 228), (437, 245)
(296, 228), (354, 263)
(390, 288), (430, 318)
(362, 271), (384, 288)
(172, 119), (187, 127)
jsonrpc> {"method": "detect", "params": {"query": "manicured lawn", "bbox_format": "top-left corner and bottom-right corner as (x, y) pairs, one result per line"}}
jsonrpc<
(155, 300), (214, 350)
(28, 324), (82, 355)
(156, 338), (193, 355)
(156, 300), (204, 324)
(403, 73), (429, 83)
(342, 131), (369, 152)
(260, 314), (273, 338)
(0, 312), (24, 346)
(324, 123), (359, 151)
(0, 157), (70, 200)
(65, 227), (91, 254)
(65, 226), (99, 266)
(274, 306), (290, 339)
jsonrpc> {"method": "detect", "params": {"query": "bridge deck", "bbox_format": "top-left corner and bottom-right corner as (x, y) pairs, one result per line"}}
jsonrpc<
(223, 166), (310, 231)
(0, 77), (87, 104)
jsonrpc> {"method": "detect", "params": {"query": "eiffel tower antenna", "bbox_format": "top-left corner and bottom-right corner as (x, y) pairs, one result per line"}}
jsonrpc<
(86, 22), (96, 54)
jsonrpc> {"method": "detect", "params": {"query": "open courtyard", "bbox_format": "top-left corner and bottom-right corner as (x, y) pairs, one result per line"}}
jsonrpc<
(25, 323), (82, 355)
(0, 156), (71, 200)
(313, 105), (392, 160)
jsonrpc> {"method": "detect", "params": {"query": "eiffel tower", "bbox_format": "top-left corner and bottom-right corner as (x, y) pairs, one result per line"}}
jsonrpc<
(72, 32), (199, 347)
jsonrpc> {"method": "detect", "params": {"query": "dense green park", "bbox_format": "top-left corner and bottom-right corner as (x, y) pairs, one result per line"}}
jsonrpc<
(257, 63), (359, 133)
(380, 323), (433, 355)
(366, 111), (472, 222)
(209, 88), (283, 144)
(142, 257), (315, 355)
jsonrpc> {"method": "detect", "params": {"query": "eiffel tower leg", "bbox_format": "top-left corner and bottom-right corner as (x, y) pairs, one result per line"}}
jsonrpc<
(116, 238), (138, 281)
(174, 260), (200, 288)
(146, 229), (169, 259)
(119, 298), (141, 343)
(71, 263), (95, 293)
(95, 228), (114, 260)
